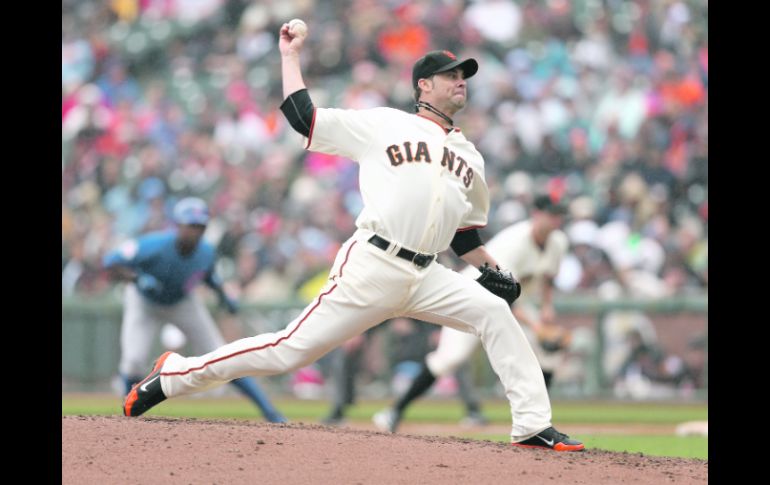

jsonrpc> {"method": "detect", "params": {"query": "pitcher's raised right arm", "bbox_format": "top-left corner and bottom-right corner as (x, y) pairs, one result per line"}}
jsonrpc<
(279, 22), (315, 138)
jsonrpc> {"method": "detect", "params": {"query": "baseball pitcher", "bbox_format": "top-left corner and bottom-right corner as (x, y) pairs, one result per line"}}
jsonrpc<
(123, 21), (583, 452)
(374, 194), (572, 433)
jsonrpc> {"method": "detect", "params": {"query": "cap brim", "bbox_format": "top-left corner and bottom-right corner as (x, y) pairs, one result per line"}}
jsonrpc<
(435, 58), (478, 79)
(177, 217), (209, 225)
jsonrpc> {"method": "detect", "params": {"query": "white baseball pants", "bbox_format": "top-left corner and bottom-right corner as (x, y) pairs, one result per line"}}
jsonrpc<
(159, 229), (552, 441)
(426, 290), (562, 377)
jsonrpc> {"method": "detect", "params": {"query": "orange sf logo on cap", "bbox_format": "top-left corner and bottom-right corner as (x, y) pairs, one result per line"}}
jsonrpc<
(442, 50), (456, 60)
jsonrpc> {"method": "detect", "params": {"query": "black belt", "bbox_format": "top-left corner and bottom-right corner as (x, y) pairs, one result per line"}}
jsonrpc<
(368, 235), (436, 268)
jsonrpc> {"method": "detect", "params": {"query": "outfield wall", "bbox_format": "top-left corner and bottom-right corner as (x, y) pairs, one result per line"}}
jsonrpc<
(62, 294), (707, 400)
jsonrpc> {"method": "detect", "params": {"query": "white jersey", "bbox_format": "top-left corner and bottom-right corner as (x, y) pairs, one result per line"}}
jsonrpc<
(434, 219), (569, 378)
(465, 220), (568, 305)
(306, 107), (489, 254)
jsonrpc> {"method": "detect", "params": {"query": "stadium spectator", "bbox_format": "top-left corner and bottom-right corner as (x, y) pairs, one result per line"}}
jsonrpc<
(62, 0), (707, 307)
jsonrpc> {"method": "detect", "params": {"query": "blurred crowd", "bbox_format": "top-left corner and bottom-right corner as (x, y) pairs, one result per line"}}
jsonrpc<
(62, 0), (708, 305)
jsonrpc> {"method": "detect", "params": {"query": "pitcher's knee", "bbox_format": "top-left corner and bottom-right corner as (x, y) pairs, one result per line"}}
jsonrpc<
(490, 297), (514, 318)
(475, 302), (525, 343)
(476, 297), (513, 322)
(471, 295), (514, 323)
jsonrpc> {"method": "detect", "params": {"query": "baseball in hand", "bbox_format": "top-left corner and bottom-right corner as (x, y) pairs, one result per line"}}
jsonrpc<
(288, 18), (308, 38)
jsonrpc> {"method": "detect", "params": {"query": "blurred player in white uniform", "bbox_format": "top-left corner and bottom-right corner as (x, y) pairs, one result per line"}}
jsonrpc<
(374, 195), (571, 432)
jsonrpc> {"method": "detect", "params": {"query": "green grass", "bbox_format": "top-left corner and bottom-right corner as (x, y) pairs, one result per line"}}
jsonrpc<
(62, 394), (708, 459)
(495, 400), (706, 425)
(573, 434), (707, 459)
(61, 395), (707, 423)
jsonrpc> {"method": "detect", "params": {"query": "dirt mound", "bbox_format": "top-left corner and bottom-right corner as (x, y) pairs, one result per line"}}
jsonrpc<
(62, 416), (707, 484)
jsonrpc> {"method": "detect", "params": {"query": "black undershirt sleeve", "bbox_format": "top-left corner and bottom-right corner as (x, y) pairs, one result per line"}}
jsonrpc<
(450, 229), (483, 257)
(279, 88), (314, 137)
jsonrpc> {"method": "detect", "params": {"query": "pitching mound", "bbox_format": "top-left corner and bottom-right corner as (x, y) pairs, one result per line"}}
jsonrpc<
(62, 416), (707, 484)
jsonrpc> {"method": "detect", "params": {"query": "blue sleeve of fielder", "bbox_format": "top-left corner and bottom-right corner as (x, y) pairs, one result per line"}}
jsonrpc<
(205, 264), (239, 314)
(102, 238), (143, 269)
(204, 268), (225, 294)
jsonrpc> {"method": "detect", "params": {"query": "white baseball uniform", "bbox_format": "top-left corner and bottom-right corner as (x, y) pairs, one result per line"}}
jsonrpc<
(157, 107), (552, 441)
(426, 220), (569, 377)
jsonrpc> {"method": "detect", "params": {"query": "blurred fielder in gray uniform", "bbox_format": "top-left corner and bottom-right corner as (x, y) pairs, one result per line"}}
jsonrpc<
(104, 197), (286, 423)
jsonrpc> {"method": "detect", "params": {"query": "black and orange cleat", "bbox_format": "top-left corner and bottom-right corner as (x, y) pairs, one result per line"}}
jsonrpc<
(123, 351), (173, 417)
(511, 427), (585, 452)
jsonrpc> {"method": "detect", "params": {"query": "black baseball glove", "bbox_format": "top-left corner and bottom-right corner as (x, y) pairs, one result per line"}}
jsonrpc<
(475, 263), (521, 306)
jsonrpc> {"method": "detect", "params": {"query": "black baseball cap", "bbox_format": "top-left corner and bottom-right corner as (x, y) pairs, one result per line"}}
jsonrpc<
(533, 194), (568, 215)
(412, 50), (479, 89)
